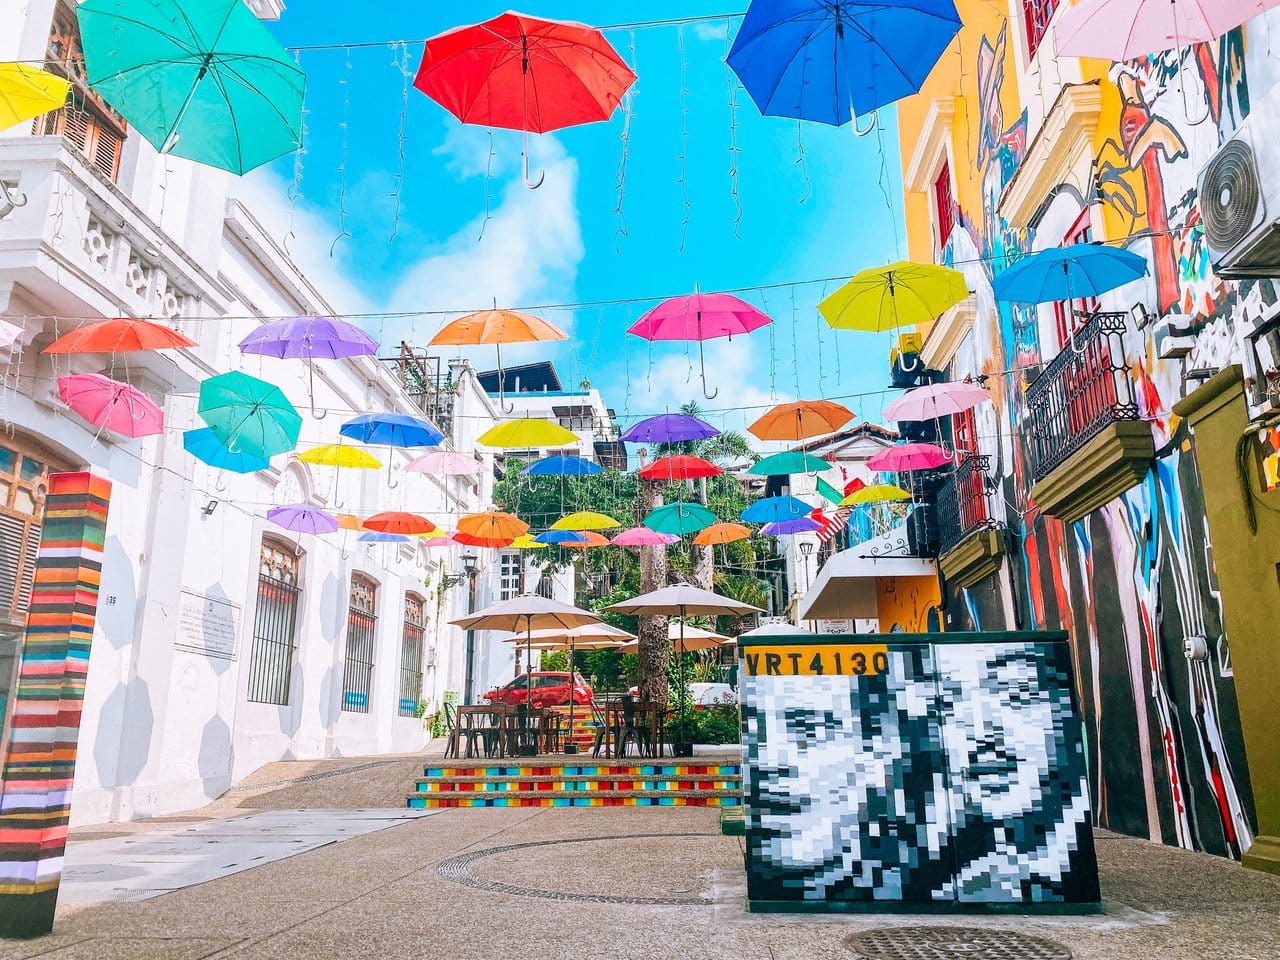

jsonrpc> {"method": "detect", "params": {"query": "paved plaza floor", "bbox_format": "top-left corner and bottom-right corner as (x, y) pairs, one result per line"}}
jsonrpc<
(4, 755), (1277, 960)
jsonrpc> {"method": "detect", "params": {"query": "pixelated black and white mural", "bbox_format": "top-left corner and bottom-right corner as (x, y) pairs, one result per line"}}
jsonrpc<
(740, 638), (1099, 908)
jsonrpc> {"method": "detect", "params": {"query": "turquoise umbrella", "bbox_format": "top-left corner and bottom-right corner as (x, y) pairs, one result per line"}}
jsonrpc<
(77, 0), (304, 175)
(643, 502), (717, 536)
(182, 427), (269, 473)
(198, 371), (301, 460)
(747, 451), (835, 476)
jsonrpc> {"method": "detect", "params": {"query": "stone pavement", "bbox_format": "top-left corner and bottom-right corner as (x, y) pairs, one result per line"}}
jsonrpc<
(4, 755), (1277, 960)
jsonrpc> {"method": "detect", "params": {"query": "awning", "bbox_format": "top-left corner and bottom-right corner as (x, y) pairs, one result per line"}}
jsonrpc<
(798, 541), (936, 621)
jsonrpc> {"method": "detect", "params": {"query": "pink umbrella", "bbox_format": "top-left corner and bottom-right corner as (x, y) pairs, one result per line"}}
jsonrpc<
(628, 292), (773, 399)
(406, 451), (481, 476)
(1056, 0), (1279, 60)
(610, 526), (679, 547)
(422, 533), (459, 548)
(57, 373), (163, 437)
(267, 504), (339, 535)
(883, 381), (990, 423)
(867, 442), (953, 473)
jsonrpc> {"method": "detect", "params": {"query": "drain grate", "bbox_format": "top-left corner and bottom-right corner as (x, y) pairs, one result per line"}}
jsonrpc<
(846, 926), (1072, 960)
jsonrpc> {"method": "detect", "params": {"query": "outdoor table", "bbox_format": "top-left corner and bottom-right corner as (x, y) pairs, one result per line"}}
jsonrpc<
(452, 705), (508, 759)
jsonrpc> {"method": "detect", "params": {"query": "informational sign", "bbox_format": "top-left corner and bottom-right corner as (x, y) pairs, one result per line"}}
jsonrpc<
(174, 590), (241, 660)
(816, 618), (855, 634)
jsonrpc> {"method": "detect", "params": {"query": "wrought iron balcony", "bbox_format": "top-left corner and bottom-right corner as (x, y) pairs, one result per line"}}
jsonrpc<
(1024, 312), (1141, 482)
(935, 455), (1002, 555)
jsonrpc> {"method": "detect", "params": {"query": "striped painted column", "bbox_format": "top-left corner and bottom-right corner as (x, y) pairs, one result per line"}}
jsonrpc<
(0, 472), (110, 938)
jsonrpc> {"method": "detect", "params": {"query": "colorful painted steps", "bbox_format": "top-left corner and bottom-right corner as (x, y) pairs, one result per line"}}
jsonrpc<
(546, 706), (600, 749)
(415, 776), (741, 794)
(409, 793), (742, 809)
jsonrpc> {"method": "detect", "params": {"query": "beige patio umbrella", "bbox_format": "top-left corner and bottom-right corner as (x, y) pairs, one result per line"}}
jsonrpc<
(615, 623), (731, 654)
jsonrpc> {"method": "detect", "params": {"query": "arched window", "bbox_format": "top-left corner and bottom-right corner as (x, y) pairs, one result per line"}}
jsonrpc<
(398, 593), (426, 718)
(0, 434), (73, 630)
(247, 537), (302, 705)
(342, 574), (378, 713)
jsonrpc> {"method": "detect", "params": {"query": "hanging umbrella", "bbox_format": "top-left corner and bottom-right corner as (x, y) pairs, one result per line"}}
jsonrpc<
(748, 400), (855, 441)
(478, 418), (578, 449)
(267, 504), (338, 535)
(0, 62), (69, 131)
(458, 511), (529, 540)
(198, 371), (301, 459)
(76, 0), (304, 175)
(1056, 0), (1280, 60)
(551, 511), (621, 531)
(58, 373), (163, 438)
(761, 517), (823, 536)
(523, 455), (603, 477)
(693, 522), (753, 546)
(44, 317), (196, 354)
(747, 451), (835, 476)
(883, 381), (991, 422)
(821, 262), (969, 333)
(741, 495), (813, 524)
(643, 502), (717, 536)
(563, 531), (611, 549)
(183, 428), (269, 474)
(340, 413), (444, 448)
(407, 450), (481, 476)
(453, 531), (516, 549)
(429, 310), (568, 411)
(727, 0), (962, 127)
(239, 316), (379, 419)
(0, 320), (24, 351)
(993, 244), (1148, 304)
(867, 442), (952, 472)
(297, 444), (383, 469)
(358, 532), (410, 544)
(637, 455), (723, 481)
(415, 12), (636, 188)
(336, 513), (365, 531)
(841, 483), (912, 506)
(533, 529), (588, 546)
(511, 534), (549, 550)
(620, 413), (719, 445)
(364, 511), (436, 536)
(611, 527), (680, 547)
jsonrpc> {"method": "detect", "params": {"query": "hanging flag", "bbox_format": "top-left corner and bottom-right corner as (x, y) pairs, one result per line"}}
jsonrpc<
(813, 506), (852, 545)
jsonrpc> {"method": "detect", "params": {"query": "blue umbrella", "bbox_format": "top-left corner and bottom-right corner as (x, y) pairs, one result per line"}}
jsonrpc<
(358, 532), (410, 543)
(533, 530), (588, 545)
(727, 0), (963, 126)
(992, 243), (1149, 305)
(339, 413), (444, 448)
(741, 495), (814, 524)
(523, 455), (604, 477)
(182, 427), (270, 474)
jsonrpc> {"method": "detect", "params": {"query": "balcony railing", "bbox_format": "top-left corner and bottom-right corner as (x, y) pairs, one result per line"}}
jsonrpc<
(935, 455), (1002, 554)
(1024, 312), (1140, 482)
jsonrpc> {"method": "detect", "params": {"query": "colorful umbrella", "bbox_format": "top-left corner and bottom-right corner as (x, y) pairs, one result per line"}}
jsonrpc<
(992, 244), (1148, 305)
(336, 513), (365, 531)
(183, 427), (269, 474)
(458, 511), (529, 540)
(407, 451), (481, 476)
(58, 373), (163, 438)
(44, 317), (196, 354)
(76, 0), (303, 175)
(477, 418), (578, 449)
(841, 483), (912, 506)
(643, 502), (717, 536)
(429, 310), (568, 410)
(297, 444), (383, 469)
(747, 451), (835, 476)
(693, 522), (753, 546)
(563, 531), (611, 549)
(629, 292), (773, 399)
(533, 529), (588, 546)
(523, 455), (603, 477)
(637, 455), (722, 481)
(358, 532), (410, 544)
(364, 511), (436, 536)
(748, 400), (855, 442)
(741, 495), (813, 524)
(867, 442), (952, 472)
(620, 413), (719, 445)
(883, 381), (991, 423)
(726, 0), (962, 126)
(239, 316), (379, 418)
(452, 531), (514, 549)
(821, 262), (969, 333)
(339, 413), (444, 449)
(611, 527), (679, 547)
(198, 371), (301, 459)
(551, 511), (621, 531)
(511, 534), (549, 550)
(267, 504), (338, 535)
(1056, 0), (1280, 60)
(415, 12), (636, 187)
(0, 63), (69, 131)
(0, 320), (24, 351)
(761, 517), (823, 536)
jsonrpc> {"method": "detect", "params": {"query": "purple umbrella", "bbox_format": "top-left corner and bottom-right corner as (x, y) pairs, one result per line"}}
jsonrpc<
(268, 504), (339, 535)
(620, 413), (719, 445)
(761, 517), (822, 536)
(239, 316), (380, 418)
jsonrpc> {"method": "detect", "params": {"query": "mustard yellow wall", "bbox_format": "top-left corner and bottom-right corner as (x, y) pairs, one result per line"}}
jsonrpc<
(876, 575), (942, 633)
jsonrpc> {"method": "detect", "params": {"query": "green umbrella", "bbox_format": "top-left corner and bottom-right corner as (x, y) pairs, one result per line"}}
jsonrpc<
(747, 451), (835, 476)
(77, 0), (304, 175)
(198, 371), (301, 460)
(643, 502), (717, 536)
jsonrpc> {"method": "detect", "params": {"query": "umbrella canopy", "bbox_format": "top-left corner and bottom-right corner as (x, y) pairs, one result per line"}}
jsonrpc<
(867, 442), (952, 472)
(606, 584), (764, 618)
(198, 371), (301, 459)
(739, 622), (815, 637)
(748, 400), (855, 441)
(821, 262), (969, 332)
(643, 502), (717, 536)
(620, 413), (719, 444)
(267, 504), (338, 535)
(616, 623), (732, 654)
(423, 534), (459, 549)
(297, 444), (383, 469)
(523, 455), (603, 477)
(0, 62), (69, 131)
(883, 381), (991, 422)
(453, 531), (515, 549)
(364, 511), (436, 536)
(727, 0), (963, 126)
(407, 450), (481, 476)
(44, 317), (196, 354)
(358, 532), (409, 543)
(458, 511), (529, 540)
(504, 623), (634, 649)
(76, 0), (304, 174)
(451, 593), (602, 632)
(182, 427), (269, 473)
(563, 531), (611, 549)
(340, 413), (444, 448)
(58, 373), (163, 438)
(693, 522), (753, 546)
(747, 451), (835, 476)
(533, 529), (588, 546)
(992, 244), (1149, 304)
(761, 517), (823, 536)
(551, 511), (621, 531)
(238, 316), (378, 360)
(611, 527), (679, 547)
(336, 513), (365, 532)
(0, 320), (23, 351)
(841, 483), (912, 506)
(637, 455), (722, 481)
(1055, 0), (1280, 60)
(477, 418), (578, 448)
(741, 495), (813, 524)
(429, 310), (568, 346)
(511, 534), (549, 550)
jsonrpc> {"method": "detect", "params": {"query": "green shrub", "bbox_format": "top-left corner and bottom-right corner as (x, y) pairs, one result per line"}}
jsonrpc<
(695, 704), (741, 745)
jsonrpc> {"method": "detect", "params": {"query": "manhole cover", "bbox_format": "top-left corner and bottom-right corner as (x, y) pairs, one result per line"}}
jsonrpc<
(846, 927), (1072, 960)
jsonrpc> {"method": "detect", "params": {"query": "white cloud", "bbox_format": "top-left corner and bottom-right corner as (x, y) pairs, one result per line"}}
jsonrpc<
(693, 21), (731, 43)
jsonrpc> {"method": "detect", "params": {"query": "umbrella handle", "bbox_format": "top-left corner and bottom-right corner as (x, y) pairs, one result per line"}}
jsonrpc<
(308, 361), (328, 420)
(897, 352), (921, 373)
(522, 131), (545, 190)
(852, 110), (877, 137)
(698, 339), (719, 400)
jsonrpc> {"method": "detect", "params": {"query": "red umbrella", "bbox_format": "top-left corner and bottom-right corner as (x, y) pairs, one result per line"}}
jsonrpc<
(58, 373), (163, 437)
(414, 12), (635, 187)
(638, 455), (723, 482)
(363, 511), (436, 536)
(452, 531), (515, 549)
(45, 318), (196, 354)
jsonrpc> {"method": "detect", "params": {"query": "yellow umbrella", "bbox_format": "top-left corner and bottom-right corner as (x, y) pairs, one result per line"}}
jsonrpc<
(0, 63), (70, 131)
(511, 534), (549, 550)
(551, 511), (621, 531)
(298, 444), (383, 469)
(841, 483), (912, 506)
(478, 418), (578, 449)
(820, 261), (968, 332)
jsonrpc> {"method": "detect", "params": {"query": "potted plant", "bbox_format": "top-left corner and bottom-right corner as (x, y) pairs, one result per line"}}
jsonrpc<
(667, 715), (699, 758)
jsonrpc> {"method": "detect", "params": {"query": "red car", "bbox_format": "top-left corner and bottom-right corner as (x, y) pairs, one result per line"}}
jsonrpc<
(483, 672), (593, 708)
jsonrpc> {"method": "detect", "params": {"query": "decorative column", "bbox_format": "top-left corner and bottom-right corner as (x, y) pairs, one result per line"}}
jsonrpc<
(0, 472), (111, 938)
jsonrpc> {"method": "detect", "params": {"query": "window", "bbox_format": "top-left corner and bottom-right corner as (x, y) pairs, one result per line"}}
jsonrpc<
(341, 576), (378, 713)
(398, 593), (425, 718)
(1022, 0), (1061, 60)
(1054, 209), (1100, 350)
(952, 407), (978, 458)
(933, 160), (956, 249)
(0, 437), (69, 629)
(950, 408), (988, 525)
(247, 538), (301, 705)
(35, 1), (127, 181)
(498, 553), (521, 600)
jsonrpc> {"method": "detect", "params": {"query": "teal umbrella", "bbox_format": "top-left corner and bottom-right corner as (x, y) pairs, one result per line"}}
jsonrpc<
(198, 371), (301, 459)
(77, 0), (304, 175)
(643, 502), (717, 536)
(747, 451), (834, 476)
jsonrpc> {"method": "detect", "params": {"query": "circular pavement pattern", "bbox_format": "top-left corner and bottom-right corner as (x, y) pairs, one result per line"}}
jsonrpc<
(846, 927), (1073, 960)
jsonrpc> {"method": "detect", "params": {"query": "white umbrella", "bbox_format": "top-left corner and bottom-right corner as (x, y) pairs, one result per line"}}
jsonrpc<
(615, 623), (731, 655)
(737, 622), (816, 637)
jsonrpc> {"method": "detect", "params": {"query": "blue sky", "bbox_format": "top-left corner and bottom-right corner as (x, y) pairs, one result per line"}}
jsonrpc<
(246, 1), (908, 437)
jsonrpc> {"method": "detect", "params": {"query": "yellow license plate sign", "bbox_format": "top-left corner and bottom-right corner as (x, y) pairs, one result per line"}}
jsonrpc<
(741, 644), (890, 678)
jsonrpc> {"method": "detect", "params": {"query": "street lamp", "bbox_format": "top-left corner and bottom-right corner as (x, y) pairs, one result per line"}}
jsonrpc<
(454, 552), (480, 704)
(798, 540), (815, 630)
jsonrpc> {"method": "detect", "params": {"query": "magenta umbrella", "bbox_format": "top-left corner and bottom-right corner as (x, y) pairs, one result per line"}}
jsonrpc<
(628, 292), (773, 399)
(868, 442), (953, 473)
(1055, 0), (1280, 59)
(58, 373), (163, 438)
(267, 504), (339, 535)
(610, 526), (679, 547)
(406, 450), (481, 476)
(883, 381), (990, 423)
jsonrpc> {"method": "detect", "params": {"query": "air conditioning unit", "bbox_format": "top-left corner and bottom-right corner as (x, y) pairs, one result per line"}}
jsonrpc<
(1198, 90), (1280, 278)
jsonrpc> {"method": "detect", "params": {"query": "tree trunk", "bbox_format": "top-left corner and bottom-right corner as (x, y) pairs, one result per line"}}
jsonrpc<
(636, 478), (668, 704)
(695, 476), (714, 590)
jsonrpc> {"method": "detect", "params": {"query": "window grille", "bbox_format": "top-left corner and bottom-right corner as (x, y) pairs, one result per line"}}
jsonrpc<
(398, 593), (425, 717)
(342, 575), (378, 713)
(247, 538), (301, 705)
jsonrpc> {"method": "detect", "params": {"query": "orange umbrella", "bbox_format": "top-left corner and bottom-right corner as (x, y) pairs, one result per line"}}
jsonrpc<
(564, 531), (610, 548)
(363, 511), (436, 536)
(335, 513), (364, 531)
(693, 522), (752, 546)
(429, 309), (567, 411)
(748, 399), (855, 442)
(458, 510), (529, 540)
(45, 317), (197, 354)
(453, 531), (515, 549)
